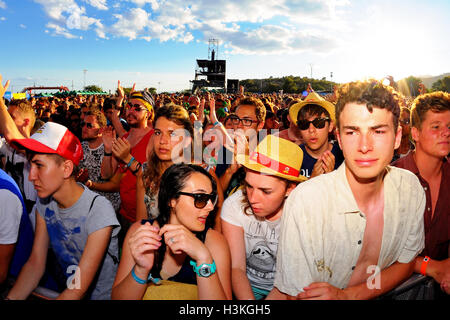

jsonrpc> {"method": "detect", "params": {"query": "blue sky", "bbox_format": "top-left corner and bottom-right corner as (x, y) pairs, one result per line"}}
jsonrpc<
(1, 0), (449, 93)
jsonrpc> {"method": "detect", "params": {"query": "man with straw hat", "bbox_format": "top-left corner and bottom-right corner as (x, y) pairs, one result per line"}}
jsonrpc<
(289, 91), (344, 179)
(221, 135), (307, 300)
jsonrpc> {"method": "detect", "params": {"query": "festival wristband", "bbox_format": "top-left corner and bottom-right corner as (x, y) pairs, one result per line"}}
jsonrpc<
(104, 151), (112, 156)
(420, 256), (430, 276)
(131, 265), (161, 285)
(130, 162), (142, 175)
(213, 121), (220, 127)
(126, 156), (135, 168)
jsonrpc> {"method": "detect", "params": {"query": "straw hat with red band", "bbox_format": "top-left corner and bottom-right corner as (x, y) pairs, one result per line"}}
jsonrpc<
(289, 91), (336, 124)
(11, 122), (83, 166)
(236, 135), (307, 182)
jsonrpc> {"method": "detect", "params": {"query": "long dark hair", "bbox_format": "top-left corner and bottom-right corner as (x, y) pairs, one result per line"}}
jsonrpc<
(151, 163), (217, 275)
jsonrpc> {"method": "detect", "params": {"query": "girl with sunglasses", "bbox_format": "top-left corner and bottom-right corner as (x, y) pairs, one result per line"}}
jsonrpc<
(112, 163), (232, 300)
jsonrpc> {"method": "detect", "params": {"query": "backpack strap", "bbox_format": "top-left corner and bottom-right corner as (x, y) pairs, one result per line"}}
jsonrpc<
(88, 194), (119, 265)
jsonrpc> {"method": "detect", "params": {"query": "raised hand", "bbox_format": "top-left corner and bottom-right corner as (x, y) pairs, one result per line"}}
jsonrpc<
(0, 74), (10, 98)
(129, 221), (161, 271)
(159, 224), (211, 262)
(112, 136), (132, 163)
(198, 97), (205, 123)
(320, 150), (335, 173)
(100, 126), (116, 153)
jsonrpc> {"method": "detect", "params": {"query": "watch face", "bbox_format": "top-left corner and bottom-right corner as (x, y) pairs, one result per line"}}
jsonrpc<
(199, 265), (211, 277)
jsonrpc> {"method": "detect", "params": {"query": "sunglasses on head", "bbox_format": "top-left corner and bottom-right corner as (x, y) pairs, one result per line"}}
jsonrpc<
(81, 121), (94, 129)
(297, 117), (330, 130)
(178, 192), (218, 209)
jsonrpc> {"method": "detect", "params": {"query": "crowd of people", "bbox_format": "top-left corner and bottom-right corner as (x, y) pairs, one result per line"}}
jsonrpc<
(0, 73), (448, 301)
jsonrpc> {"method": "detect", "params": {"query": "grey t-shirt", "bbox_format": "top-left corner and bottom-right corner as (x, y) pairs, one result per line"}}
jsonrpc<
(221, 189), (281, 292)
(36, 185), (121, 300)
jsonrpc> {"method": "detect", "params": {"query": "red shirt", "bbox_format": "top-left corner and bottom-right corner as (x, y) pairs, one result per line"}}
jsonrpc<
(119, 129), (154, 223)
(392, 152), (449, 260)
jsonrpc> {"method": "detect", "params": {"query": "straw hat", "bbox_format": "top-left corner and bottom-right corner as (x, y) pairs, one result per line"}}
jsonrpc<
(236, 135), (307, 182)
(289, 91), (336, 124)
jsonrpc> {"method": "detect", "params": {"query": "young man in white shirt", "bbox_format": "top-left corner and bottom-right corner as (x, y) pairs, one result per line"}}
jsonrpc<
(269, 79), (426, 300)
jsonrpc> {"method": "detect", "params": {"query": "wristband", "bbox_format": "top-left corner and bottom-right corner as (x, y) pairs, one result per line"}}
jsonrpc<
(130, 162), (142, 175)
(104, 151), (112, 156)
(126, 156), (135, 168)
(131, 265), (161, 285)
(420, 256), (430, 276)
(213, 121), (221, 127)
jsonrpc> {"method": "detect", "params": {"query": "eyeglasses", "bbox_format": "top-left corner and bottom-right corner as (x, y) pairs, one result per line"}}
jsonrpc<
(297, 117), (330, 130)
(81, 121), (94, 129)
(230, 116), (258, 127)
(177, 192), (218, 209)
(127, 103), (147, 112)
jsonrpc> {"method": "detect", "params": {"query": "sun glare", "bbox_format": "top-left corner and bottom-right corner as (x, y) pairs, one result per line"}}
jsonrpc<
(348, 12), (431, 82)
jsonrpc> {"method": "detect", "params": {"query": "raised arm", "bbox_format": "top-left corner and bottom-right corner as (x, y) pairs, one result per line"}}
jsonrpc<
(112, 221), (161, 300)
(0, 74), (26, 142)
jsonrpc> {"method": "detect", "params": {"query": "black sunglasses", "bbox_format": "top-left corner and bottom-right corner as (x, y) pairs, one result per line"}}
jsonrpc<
(177, 192), (218, 209)
(127, 103), (147, 112)
(81, 121), (94, 129)
(297, 117), (330, 130)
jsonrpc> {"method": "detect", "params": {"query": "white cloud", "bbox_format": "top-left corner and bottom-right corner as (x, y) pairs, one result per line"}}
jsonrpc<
(33, 0), (349, 53)
(34, 0), (105, 38)
(0, 17), (6, 21)
(0, 1), (6, 9)
(20, 24), (27, 29)
(83, 0), (108, 10)
(46, 22), (81, 39)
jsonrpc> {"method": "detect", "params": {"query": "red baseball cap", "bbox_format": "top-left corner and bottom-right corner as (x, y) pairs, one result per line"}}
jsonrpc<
(12, 122), (83, 166)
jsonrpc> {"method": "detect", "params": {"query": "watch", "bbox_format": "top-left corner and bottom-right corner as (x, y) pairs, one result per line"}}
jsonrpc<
(190, 260), (216, 277)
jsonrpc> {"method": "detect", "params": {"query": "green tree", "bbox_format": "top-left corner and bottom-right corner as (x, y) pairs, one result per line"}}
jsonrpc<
(147, 87), (157, 94)
(431, 76), (450, 93)
(83, 85), (103, 92)
(282, 76), (298, 93)
(397, 76), (422, 96)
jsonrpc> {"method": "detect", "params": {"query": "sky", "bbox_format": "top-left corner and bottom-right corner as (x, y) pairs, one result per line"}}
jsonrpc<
(0, 0), (449, 93)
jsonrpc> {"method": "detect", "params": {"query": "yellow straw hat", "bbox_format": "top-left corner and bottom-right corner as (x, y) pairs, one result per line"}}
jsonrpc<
(289, 91), (336, 124)
(236, 135), (307, 182)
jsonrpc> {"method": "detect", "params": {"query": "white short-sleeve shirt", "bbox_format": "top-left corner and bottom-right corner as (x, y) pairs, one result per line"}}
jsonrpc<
(0, 189), (23, 244)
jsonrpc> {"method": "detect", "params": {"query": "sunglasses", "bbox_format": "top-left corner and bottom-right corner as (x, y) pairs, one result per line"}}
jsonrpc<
(230, 116), (258, 127)
(297, 117), (330, 130)
(81, 121), (95, 129)
(127, 103), (147, 112)
(178, 192), (218, 209)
